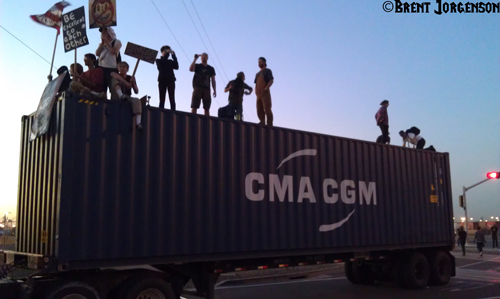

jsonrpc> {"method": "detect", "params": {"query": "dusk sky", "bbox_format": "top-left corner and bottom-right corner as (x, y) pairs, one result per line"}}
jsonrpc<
(1, 1), (499, 222)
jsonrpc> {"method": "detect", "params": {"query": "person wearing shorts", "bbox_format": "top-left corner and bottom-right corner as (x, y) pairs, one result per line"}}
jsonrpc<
(189, 53), (216, 116)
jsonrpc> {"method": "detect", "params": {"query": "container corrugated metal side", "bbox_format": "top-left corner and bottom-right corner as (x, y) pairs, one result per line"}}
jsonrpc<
(16, 100), (64, 256)
(17, 94), (454, 269)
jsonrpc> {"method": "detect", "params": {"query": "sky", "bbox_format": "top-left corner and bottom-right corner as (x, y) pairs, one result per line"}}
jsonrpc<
(0, 0), (499, 223)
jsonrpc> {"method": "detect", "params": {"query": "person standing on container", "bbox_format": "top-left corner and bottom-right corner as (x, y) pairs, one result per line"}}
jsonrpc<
(491, 225), (498, 248)
(458, 226), (467, 256)
(375, 100), (389, 144)
(189, 53), (216, 116)
(255, 57), (274, 126)
(474, 226), (486, 257)
(156, 46), (179, 110)
(95, 27), (122, 100)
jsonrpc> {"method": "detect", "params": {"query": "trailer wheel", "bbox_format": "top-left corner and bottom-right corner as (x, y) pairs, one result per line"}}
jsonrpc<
(344, 261), (357, 284)
(428, 251), (451, 286)
(345, 261), (375, 285)
(45, 282), (100, 299)
(402, 252), (430, 289)
(372, 264), (393, 282)
(116, 276), (175, 299)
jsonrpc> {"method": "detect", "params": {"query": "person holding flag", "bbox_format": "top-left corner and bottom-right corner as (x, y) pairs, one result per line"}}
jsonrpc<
(30, 1), (71, 81)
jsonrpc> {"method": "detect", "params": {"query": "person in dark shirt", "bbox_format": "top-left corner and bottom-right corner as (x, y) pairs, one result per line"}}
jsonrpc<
(474, 226), (486, 257)
(224, 72), (252, 121)
(111, 62), (143, 129)
(458, 226), (467, 256)
(254, 57), (274, 126)
(492, 225), (498, 248)
(375, 100), (389, 144)
(189, 53), (216, 116)
(156, 46), (179, 110)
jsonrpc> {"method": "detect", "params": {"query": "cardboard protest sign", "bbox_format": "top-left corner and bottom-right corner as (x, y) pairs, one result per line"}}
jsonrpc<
(30, 72), (66, 141)
(89, 0), (117, 29)
(124, 42), (158, 64)
(62, 7), (89, 52)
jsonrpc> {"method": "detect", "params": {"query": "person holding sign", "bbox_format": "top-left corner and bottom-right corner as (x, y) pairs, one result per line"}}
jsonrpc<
(189, 53), (216, 116)
(71, 54), (105, 94)
(156, 46), (179, 111)
(95, 27), (122, 99)
(69, 63), (106, 98)
(111, 62), (143, 130)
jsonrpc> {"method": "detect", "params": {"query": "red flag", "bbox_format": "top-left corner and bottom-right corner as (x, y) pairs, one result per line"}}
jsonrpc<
(30, 1), (71, 34)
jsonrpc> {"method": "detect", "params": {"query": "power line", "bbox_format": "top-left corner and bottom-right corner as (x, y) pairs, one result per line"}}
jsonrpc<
(149, 0), (190, 63)
(0, 25), (56, 69)
(186, 0), (249, 121)
(180, 0), (226, 109)
(189, 0), (230, 82)
(180, 0), (227, 84)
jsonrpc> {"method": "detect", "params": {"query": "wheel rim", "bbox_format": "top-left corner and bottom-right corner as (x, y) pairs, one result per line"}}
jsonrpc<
(137, 288), (166, 299)
(61, 295), (88, 299)
(438, 260), (449, 276)
(414, 262), (425, 280)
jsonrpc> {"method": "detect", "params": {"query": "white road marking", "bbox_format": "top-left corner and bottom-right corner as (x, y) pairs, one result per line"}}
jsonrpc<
(458, 261), (487, 268)
(191, 277), (347, 290)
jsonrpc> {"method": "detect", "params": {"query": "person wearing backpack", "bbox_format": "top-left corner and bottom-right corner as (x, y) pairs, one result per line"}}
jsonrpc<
(375, 100), (390, 144)
(405, 127), (426, 149)
(95, 26), (122, 100)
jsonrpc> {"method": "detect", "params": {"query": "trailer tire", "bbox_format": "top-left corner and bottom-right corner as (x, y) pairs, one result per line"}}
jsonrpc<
(45, 282), (100, 299)
(344, 261), (358, 284)
(402, 252), (430, 289)
(116, 276), (175, 299)
(428, 251), (451, 286)
(345, 261), (375, 285)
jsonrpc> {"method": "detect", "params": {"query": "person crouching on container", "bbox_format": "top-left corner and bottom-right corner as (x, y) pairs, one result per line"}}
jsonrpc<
(224, 72), (253, 120)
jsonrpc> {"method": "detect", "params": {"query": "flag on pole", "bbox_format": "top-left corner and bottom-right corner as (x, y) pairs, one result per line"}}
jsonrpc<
(30, 1), (71, 34)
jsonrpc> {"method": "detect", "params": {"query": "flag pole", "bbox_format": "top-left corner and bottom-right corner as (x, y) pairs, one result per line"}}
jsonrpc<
(48, 32), (59, 82)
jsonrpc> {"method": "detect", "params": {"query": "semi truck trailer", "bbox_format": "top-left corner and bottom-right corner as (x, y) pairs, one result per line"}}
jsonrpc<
(0, 92), (455, 299)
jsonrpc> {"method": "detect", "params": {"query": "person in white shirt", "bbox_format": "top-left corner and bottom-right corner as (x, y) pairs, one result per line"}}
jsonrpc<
(399, 130), (415, 148)
(407, 132), (426, 149)
(95, 27), (122, 99)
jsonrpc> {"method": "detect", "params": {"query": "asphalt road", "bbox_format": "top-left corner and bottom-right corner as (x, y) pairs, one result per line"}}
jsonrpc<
(183, 247), (500, 299)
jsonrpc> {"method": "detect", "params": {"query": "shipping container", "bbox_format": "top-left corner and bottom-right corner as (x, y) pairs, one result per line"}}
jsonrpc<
(1, 93), (456, 299)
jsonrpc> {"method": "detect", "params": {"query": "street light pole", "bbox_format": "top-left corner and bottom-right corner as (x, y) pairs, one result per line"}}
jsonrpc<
(462, 178), (489, 235)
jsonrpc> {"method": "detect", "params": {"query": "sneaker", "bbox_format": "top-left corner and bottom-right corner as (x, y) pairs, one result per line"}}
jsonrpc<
(136, 123), (143, 130)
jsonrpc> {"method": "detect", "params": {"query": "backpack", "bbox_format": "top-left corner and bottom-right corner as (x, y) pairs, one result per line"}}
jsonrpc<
(112, 40), (122, 64)
(405, 126), (420, 136)
(218, 104), (236, 119)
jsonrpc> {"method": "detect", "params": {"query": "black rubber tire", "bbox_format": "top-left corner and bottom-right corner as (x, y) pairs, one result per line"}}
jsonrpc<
(372, 264), (393, 282)
(45, 282), (100, 299)
(428, 251), (452, 286)
(116, 276), (175, 299)
(344, 261), (359, 284)
(402, 252), (430, 289)
(351, 262), (375, 285)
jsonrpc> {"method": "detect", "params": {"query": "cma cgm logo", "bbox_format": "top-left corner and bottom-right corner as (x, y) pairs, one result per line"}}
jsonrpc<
(245, 149), (377, 232)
